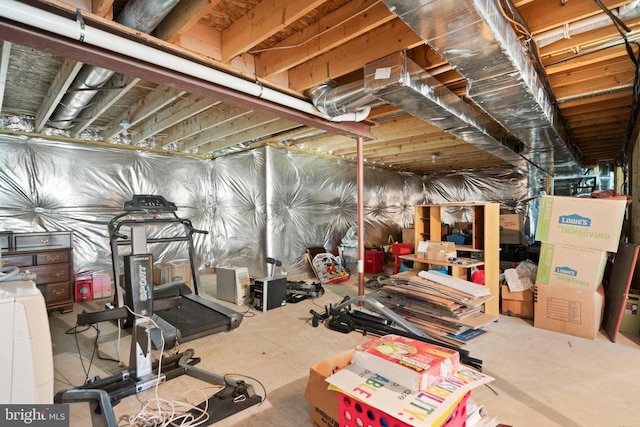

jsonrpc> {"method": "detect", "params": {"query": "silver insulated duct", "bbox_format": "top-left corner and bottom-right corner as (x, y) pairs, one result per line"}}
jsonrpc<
(381, 0), (583, 174)
(48, 0), (179, 129)
(364, 51), (531, 170)
(308, 80), (379, 117)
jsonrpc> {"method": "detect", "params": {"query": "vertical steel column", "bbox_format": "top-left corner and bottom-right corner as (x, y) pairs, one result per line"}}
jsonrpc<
(357, 136), (365, 295)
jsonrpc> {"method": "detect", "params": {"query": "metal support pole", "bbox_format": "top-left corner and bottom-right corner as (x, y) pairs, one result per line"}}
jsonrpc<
(357, 136), (365, 296)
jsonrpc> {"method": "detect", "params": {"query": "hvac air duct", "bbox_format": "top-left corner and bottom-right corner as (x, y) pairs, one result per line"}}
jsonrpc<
(381, 0), (583, 174)
(364, 51), (531, 170)
(48, 0), (180, 129)
(308, 81), (379, 117)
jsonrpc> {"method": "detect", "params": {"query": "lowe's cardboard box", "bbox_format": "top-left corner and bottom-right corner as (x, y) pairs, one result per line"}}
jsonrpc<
(535, 195), (626, 252)
(534, 284), (605, 340)
(536, 243), (608, 290)
(304, 350), (352, 427)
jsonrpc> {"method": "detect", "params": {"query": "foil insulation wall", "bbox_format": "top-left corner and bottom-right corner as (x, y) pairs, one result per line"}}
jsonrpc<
(0, 135), (528, 278)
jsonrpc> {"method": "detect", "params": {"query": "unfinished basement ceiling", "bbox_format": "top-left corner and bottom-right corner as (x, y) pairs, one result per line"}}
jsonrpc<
(0, 0), (638, 176)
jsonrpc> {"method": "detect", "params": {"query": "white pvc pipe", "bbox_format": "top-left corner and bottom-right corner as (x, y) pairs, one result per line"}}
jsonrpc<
(0, 0), (369, 123)
(534, 2), (640, 48)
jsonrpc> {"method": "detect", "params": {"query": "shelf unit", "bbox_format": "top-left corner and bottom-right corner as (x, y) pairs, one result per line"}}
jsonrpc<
(404, 202), (500, 316)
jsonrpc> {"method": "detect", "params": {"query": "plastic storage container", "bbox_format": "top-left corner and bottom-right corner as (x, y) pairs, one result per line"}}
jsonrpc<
(364, 250), (385, 274)
(338, 391), (469, 427)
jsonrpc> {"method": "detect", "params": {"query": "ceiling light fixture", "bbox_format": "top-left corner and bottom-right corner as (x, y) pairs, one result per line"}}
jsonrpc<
(431, 152), (439, 164)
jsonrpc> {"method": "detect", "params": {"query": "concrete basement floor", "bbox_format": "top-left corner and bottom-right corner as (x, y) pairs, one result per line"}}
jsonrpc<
(50, 272), (640, 427)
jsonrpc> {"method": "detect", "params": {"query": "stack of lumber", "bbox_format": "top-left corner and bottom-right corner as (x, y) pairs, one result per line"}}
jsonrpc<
(383, 270), (499, 346)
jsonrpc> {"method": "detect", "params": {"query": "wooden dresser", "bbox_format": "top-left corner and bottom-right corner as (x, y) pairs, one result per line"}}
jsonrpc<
(1, 232), (74, 313)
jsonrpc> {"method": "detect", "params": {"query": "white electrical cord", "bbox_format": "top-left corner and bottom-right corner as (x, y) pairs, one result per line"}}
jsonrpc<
(121, 306), (212, 427)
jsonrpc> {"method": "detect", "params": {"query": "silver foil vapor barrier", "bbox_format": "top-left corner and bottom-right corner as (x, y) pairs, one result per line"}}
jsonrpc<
(0, 135), (528, 278)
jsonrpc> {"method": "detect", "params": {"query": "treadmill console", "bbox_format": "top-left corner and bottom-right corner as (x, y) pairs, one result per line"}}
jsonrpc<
(124, 195), (177, 213)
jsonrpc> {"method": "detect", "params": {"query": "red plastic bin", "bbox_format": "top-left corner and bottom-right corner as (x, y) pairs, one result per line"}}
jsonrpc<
(365, 250), (385, 274)
(74, 276), (94, 302)
(338, 391), (469, 427)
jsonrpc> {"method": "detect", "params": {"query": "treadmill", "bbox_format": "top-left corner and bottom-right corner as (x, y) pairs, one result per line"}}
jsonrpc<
(109, 194), (242, 343)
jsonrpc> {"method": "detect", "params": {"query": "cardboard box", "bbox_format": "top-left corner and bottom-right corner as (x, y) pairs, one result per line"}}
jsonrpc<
(536, 243), (608, 290)
(92, 272), (112, 299)
(416, 241), (457, 261)
(352, 335), (460, 391)
(500, 214), (524, 245)
(500, 285), (534, 319)
(535, 195), (626, 252)
(304, 350), (353, 427)
(402, 228), (415, 245)
(153, 263), (172, 285)
(153, 260), (192, 286)
(167, 260), (191, 285)
(534, 284), (605, 340)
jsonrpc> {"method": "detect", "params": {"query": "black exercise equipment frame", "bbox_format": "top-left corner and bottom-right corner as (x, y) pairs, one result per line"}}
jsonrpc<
(55, 340), (262, 427)
(56, 196), (262, 426)
(310, 295), (483, 371)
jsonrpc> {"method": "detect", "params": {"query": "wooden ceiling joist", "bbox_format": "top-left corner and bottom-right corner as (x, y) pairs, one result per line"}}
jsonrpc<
(220, 0), (326, 63)
(254, 0), (393, 78)
(131, 95), (217, 145)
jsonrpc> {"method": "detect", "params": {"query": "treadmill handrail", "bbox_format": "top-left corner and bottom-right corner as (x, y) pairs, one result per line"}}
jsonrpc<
(109, 215), (206, 237)
(108, 209), (207, 310)
(115, 236), (193, 245)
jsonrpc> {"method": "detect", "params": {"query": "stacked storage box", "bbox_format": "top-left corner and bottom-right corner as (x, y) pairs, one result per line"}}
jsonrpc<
(304, 336), (493, 427)
(533, 196), (627, 339)
(364, 250), (385, 274)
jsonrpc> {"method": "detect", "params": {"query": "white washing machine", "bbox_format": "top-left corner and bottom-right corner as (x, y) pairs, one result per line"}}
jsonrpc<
(0, 280), (54, 404)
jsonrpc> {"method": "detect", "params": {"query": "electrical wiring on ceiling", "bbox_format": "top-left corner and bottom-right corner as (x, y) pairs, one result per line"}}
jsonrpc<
(591, 0), (640, 154)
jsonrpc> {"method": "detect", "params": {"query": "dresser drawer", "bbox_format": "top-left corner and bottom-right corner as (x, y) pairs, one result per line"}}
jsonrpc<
(38, 282), (71, 304)
(30, 264), (70, 285)
(1, 254), (34, 267)
(0, 231), (12, 251)
(36, 250), (69, 265)
(13, 232), (72, 250)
